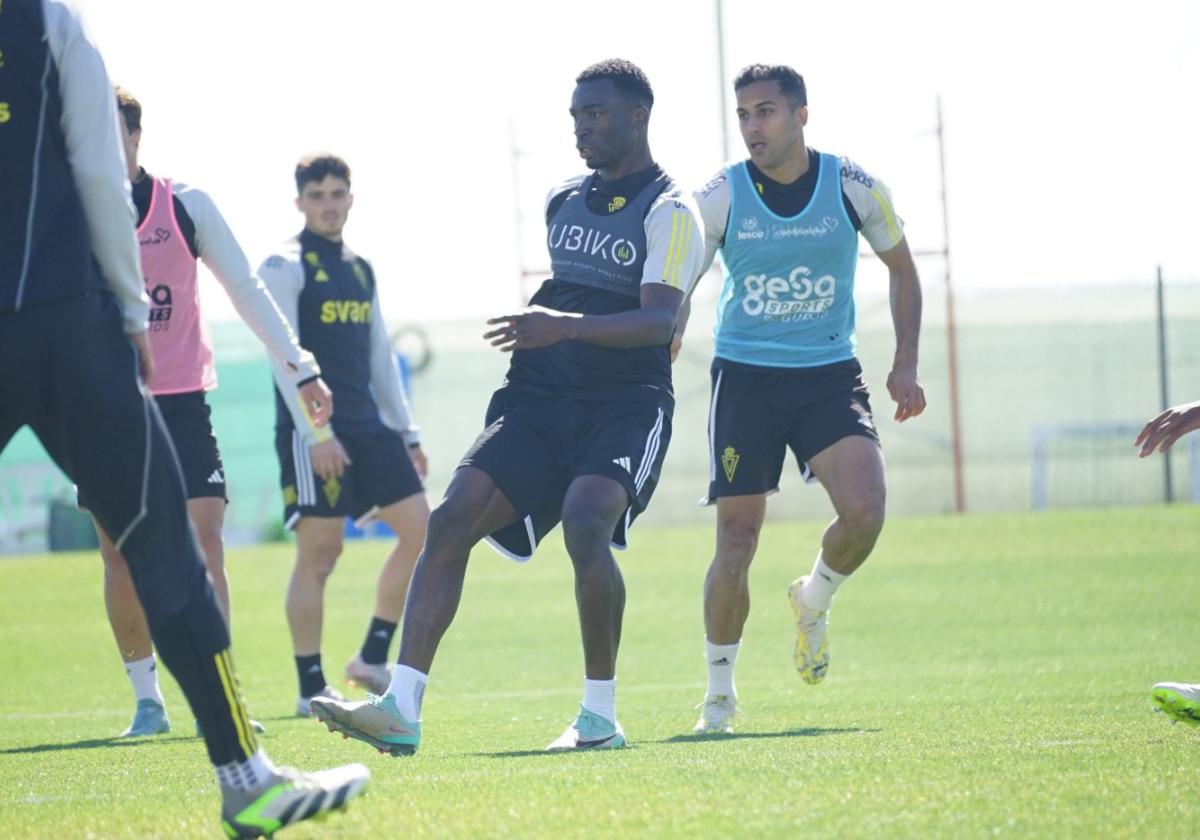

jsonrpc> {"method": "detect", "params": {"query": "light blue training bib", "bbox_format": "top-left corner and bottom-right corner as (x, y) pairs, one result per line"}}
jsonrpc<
(714, 154), (860, 367)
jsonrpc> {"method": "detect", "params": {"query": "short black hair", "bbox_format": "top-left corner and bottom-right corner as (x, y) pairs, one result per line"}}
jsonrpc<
(733, 64), (807, 109)
(295, 153), (351, 194)
(115, 87), (141, 133)
(576, 58), (654, 109)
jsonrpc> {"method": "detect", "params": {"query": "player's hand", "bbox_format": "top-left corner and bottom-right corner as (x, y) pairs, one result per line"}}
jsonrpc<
(886, 363), (926, 422)
(669, 332), (683, 363)
(309, 436), (351, 481)
(1135, 400), (1200, 457)
(484, 306), (578, 352)
(298, 378), (334, 428)
(407, 445), (428, 479)
(129, 331), (155, 385)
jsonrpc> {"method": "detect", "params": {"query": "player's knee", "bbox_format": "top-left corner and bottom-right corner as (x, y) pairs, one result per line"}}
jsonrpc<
(425, 502), (469, 552)
(561, 509), (615, 559)
(716, 523), (759, 566)
(298, 539), (342, 581)
(840, 494), (886, 543)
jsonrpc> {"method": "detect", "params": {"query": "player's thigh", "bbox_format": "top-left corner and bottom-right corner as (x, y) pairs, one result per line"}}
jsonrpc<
(294, 515), (345, 568)
(33, 295), (202, 615)
(805, 434), (886, 521)
(707, 362), (792, 501)
(573, 398), (670, 514)
(572, 397), (673, 548)
(786, 360), (880, 489)
(430, 466), (523, 548)
(343, 426), (423, 527)
(375, 492), (431, 546)
(460, 395), (568, 522)
(458, 395), (569, 559)
(160, 392), (228, 506)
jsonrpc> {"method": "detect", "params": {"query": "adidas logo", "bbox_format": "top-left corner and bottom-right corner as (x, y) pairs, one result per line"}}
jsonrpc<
(710, 657), (731, 666)
(612, 456), (632, 474)
(306, 664), (323, 675)
(206, 469), (224, 484)
(372, 630), (390, 639)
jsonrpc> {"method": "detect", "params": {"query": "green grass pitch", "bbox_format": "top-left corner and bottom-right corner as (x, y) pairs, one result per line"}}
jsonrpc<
(1, 507), (1198, 838)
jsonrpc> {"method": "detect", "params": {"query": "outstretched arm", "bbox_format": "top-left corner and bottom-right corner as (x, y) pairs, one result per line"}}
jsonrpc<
(1136, 400), (1200, 456)
(185, 188), (321, 383)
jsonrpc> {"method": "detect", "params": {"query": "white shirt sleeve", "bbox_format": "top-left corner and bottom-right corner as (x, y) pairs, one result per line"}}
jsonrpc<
(44, 0), (147, 333)
(544, 175), (586, 221)
(177, 183), (320, 384)
(839, 156), (905, 254)
(367, 285), (420, 446)
(639, 186), (706, 296)
(693, 168), (732, 278)
(258, 249), (329, 446)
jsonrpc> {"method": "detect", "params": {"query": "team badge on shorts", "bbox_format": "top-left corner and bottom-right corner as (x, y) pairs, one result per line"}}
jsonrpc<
(323, 477), (341, 507)
(721, 446), (740, 482)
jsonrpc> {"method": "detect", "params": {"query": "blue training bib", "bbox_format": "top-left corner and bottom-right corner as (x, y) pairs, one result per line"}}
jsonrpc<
(714, 154), (859, 367)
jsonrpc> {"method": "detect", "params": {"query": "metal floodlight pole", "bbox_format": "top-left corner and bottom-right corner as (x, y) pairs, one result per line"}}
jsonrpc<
(936, 96), (967, 513)
(715, 0), (730, 162)
(1156, 264), (1173, 502)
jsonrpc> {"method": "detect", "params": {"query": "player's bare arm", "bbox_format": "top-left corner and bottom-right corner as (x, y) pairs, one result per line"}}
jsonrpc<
(877, 237), (926, 422)
(485, 283), (684, 352)
(669, 296), (691, 362)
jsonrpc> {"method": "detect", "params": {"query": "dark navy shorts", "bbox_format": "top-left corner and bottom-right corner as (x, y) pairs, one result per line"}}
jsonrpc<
(705, 357), (879, 502)
(276, 420), (423, 529)
(157, 392), (225, 500)
(460, 387), (672, 561)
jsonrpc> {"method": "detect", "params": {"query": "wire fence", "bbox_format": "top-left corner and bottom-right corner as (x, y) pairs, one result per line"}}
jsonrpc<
(2, 277), (1198, 553)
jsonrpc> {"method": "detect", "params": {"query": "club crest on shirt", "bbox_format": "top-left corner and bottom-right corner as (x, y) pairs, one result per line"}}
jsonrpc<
(607, 196), (626, 213)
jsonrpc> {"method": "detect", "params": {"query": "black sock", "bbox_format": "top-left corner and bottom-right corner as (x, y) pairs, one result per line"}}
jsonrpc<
(296, 654), (326, 698)
(360, 617), (398, 665)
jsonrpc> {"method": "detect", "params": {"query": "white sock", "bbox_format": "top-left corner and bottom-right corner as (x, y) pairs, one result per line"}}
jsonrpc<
(215, 748), (277, 792)
(800, 552), (849, 612)
(705, 639), (740, 698)
(582, 678), (616, 722)
(387, 665), (427, 722)
(124, 655), (164, 705)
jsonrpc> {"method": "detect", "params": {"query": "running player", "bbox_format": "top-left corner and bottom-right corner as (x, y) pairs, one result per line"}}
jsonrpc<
(1136, 399), (1200, 725)
(258, 154), (430, 715)
(685, 64), (926, 733)
(96, 88), (334, 738)
(309, 58), (705, 754)
(0, 1), (367, 834)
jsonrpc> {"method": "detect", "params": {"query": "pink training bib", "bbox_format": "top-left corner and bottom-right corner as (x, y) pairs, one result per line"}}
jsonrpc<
(138, 177), (216, 394)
